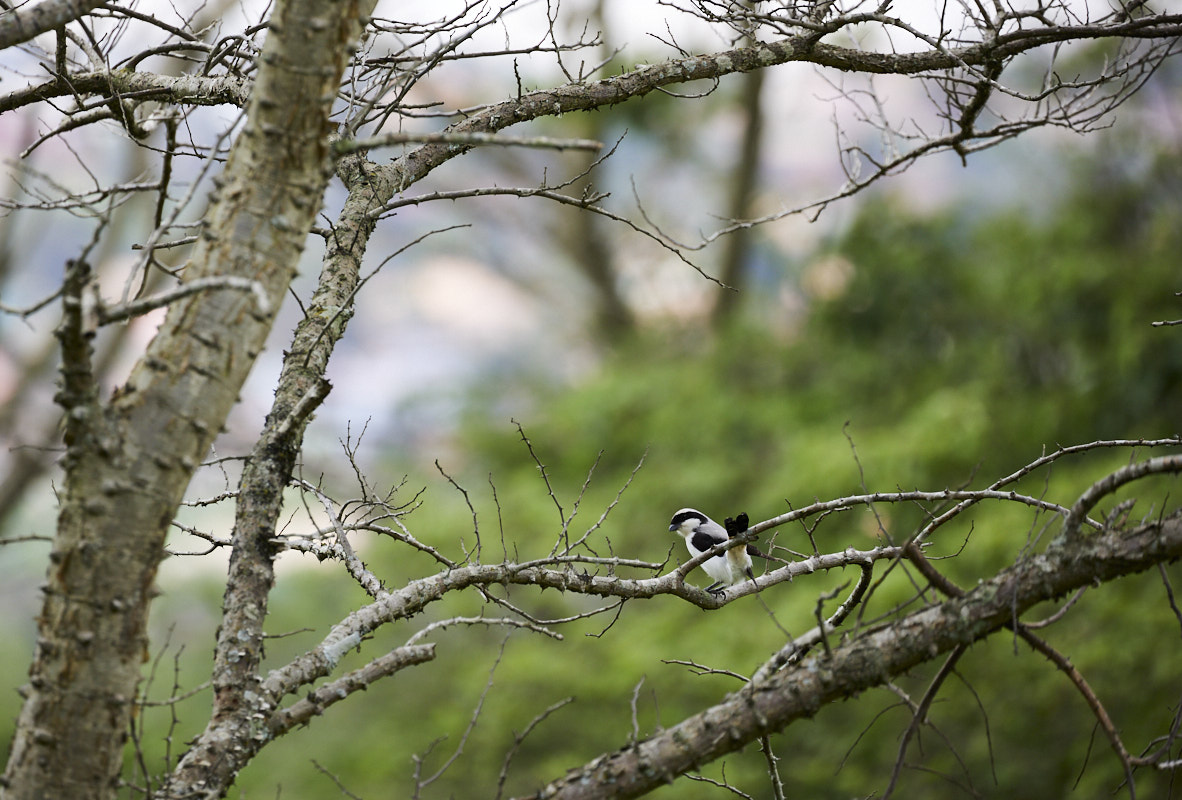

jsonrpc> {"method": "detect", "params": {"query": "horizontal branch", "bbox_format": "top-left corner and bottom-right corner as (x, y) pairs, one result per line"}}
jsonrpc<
(258, 452), (1182, 712)
(752, 487), (1088, 535)
(524, 511), (1182, 800)
(333, 131), (603, 155)
(0, 70), (250, 114)
(91, 276), (271, 326)
(0, 0), (106, 51)
(378, 13), (1182, 192)
(259, 544), (905, 704)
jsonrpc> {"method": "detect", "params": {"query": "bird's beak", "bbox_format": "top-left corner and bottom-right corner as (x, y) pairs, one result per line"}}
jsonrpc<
(668, 523), (677, 532)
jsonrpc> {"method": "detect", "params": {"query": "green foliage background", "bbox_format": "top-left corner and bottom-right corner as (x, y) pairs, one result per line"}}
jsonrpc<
(231, 144), (1182, 797)
(6, 134), (1182, 798)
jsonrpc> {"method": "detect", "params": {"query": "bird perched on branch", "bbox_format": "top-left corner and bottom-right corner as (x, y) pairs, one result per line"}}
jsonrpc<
(668, 508), (767, 594)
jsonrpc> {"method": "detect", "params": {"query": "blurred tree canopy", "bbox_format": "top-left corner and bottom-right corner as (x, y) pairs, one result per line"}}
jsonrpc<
(461, 140), (1182, 501)
(178, 144), (1182, 798)
(3, 126), (1177, 800)
(3, 0), (1181, 796)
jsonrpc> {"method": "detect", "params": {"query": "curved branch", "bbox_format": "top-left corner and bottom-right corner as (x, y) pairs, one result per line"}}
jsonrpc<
(519, 512), (1182, 800)
(0, 0), (107, 51)
(258, 543), (906, 705)
(1062, 455), (1182, 538)
(753, 488), (1083, 536)
(751, 561), (875, 683)
(883, 644), (969, 799)
(1013, 627), (1137, 788)
(374, 14), (1182, 194)
(266, 644), (436, 737)
(913, 438), (1181, 545)
(0, 70), (250, 114)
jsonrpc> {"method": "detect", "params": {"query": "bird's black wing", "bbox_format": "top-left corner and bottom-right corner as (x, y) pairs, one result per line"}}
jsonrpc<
(690, 530), (726, 557)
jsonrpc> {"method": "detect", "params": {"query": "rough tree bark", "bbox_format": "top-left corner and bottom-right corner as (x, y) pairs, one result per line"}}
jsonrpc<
(522, 510), (1182, 799)
(1, 2), (1181, 799)
(0, 0), (375, 796)
(0, 0), (109, 51)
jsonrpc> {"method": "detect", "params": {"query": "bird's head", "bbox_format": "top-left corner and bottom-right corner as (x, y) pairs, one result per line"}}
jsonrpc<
(668, 507), (709, 538)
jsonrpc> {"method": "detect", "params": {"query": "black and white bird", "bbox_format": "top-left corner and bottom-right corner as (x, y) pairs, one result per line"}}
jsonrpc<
(668, 508), (759, 594)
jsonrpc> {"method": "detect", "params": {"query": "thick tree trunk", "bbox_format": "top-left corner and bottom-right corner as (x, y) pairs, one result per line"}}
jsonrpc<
(159, 150), (393, 799)
(0, 0), (373, 797)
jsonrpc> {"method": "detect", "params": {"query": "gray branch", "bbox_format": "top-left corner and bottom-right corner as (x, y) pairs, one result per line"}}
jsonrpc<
(521, 511), (1182, 800)
(0, 0), (107, 51)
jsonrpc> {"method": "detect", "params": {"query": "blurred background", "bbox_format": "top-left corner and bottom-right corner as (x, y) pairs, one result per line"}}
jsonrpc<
(2, 0), (1182, 796)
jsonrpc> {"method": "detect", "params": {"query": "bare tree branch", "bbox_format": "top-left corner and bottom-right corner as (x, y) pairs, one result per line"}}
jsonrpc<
(266, 645), (436, 737)
(521, 511), (1182, 800)
(0, 0), (108, 51)
(3, 1), (1181, 798)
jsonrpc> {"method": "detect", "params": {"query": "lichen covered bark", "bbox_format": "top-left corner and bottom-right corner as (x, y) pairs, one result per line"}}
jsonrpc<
(0, 0), (375, 797)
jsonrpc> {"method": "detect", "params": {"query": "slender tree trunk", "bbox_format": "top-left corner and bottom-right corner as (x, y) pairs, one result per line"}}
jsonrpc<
(712, 65), (765, 326)
(160, 149), (394, 799)
(0, 0), (374, 797)
(568, 0), (633, 342)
